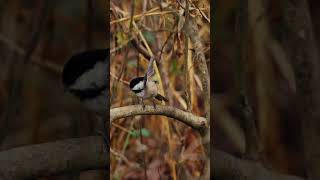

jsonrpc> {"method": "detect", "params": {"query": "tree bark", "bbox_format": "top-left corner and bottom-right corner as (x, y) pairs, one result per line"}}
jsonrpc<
(110, 105), (208, 132)
(0, 136), (107, 180)
(281, 0), (320, 179)
(213, 149), (304, 180)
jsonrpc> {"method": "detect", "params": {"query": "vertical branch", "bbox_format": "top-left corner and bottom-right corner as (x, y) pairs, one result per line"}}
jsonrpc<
(248, 0), (289, 171)
(181, 0), (210, 178)
(183, 0), (192, 112)
(247, 0), (275, 165)
(184, 33), (191, 111)
(182, 2), (210, 125)
(235, 0), (259, 159)
(248, 0), (270, 147)
(129, 0), (135, 31)
(105, 0), (111, 179)
(282, 0), (320, 179)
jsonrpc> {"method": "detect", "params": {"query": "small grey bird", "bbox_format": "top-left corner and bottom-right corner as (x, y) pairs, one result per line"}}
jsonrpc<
(62, 49), (108, 114)
(129, 57), (168, 108)
(62, 48), (109, 150)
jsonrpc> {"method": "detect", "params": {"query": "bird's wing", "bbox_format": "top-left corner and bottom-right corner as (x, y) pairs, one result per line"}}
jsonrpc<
(143, 57), (155, 87)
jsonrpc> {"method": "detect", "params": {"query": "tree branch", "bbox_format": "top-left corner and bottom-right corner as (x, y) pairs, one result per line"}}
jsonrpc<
(281, 0), (320, 179)
(0, 136), (107, 180)
(0, 136), (305, 180)
(182, 12), (210, 122)
(110, 105), (208, 132)
(213, 149), (305, 180)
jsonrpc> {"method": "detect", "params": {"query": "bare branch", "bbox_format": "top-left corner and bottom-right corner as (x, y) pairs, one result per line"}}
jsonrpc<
(110, 105), (207, 132)
(213, 149), (305, 180)
(182, 13), (210, 123)
(0, 136), (107, 180)
(0, 136), (305, 180)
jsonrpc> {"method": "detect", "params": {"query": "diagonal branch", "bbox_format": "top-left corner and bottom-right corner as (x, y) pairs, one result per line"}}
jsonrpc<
(110, 105), (208, 132)
(213, 149), (305, 180)
(0, 136), (107, 180)
(0, 136), (305, 180)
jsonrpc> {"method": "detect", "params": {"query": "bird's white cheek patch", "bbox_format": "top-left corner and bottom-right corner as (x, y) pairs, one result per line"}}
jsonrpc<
(132, 81), (144, 91)
(72, 61), (107, 90)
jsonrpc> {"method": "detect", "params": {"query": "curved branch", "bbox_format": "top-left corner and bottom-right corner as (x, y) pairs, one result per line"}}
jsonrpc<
(0, 136), (305, 180)
(0, 136), (107, 180)
(110, 105), (208, 132)
(213, 149), (305, 180)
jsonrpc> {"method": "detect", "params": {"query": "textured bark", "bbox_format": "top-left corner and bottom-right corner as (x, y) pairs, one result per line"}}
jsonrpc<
(213, 149), (304, 180)
(110, 105), (208, 132)
(0, 136), (107, 180)
(281, 0), (320, 179)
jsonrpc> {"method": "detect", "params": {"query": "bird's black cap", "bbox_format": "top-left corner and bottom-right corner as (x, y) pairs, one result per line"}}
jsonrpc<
(62, 49), (109, 87)
(129, 76), (144, 93)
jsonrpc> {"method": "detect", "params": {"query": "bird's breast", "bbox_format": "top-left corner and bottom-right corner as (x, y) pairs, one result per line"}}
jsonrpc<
(145, 81), (158, 97)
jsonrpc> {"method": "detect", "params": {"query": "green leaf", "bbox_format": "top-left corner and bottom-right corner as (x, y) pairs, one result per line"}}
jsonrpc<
(140, 128), (151, 137)
(171, 59), (178, 73)
(127, 59), (138, 68)
(116, 32), (127, 44)
(130, 130), (140, 138)
(129, 128), (151, 138)
(142, 31), (155, 44)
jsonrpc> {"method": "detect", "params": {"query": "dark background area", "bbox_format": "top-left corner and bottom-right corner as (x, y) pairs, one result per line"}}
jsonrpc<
(213, 0), (320, 179)
(3, 0), (320, 179)
(0, 0), (106, 179)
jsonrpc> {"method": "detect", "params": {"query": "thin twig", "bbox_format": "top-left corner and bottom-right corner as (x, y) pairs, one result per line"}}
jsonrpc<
(190, 0), (210, 23)
(110, 71), (130, 85)
(110, 148), (140, 168)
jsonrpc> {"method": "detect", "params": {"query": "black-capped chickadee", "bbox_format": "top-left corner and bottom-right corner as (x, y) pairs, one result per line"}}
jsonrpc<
(62, 49), (108, 115)
(129, 57), (168, 108)
(62, 48), (109, 149)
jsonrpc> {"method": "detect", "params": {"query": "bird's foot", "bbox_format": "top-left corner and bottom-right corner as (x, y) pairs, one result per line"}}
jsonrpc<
(140, 99), (146, 110)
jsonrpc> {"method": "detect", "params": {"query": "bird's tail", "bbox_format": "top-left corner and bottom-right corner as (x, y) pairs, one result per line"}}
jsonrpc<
(155, 94), (169, 102)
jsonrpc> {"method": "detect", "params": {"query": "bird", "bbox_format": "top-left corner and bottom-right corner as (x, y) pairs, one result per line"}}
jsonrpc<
(62, 49), (108, 113)
(129, 57), (168, 108)
(62, 48), (109, 150)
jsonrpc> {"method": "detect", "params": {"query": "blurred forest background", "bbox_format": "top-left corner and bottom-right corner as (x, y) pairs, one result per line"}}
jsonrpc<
(110, 0), (210, 179)
(5, 0), (320, 179)
(214, 0), (320, 180)
(0, 0), (107, 179)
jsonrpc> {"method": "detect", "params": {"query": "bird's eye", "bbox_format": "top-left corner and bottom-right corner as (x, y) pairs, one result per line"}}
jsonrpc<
(153, 80), (158, 84)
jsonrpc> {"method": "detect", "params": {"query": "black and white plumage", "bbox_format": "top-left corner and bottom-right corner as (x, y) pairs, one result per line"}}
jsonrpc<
(62, 48), (109, 150)
(62, 49), (108, 114)
(129, 57), (168, 108)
